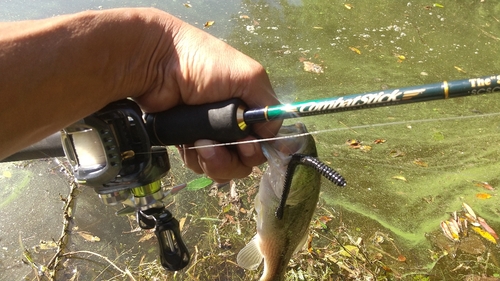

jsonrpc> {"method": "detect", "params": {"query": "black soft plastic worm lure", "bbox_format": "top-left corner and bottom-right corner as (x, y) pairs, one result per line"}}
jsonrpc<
(275, 153), (346, 220)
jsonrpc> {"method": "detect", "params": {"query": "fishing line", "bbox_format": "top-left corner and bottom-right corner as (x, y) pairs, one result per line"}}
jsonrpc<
(188, 111), (500, 150)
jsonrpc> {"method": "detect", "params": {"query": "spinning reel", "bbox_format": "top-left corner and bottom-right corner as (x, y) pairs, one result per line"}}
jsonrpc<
(61, 99), (189, 271)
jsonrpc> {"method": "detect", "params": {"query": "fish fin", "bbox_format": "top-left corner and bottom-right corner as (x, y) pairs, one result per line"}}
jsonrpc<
(237, 236), (263, 270)
(293, 233), (309, 254)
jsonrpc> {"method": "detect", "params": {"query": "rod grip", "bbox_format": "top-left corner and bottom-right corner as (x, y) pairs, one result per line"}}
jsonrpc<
(145, 98), (250, 145)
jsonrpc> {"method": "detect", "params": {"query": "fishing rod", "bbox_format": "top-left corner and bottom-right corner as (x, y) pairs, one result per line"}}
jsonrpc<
(146, 74), (500, 145)
(3, 74), (500, 162)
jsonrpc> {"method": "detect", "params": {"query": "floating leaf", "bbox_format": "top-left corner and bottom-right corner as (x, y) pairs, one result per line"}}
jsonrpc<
(474, 181), (494, 190)
(360, 145), (372, 152)
(344, 4), (354, 9)
(204, 21), (215, 28)
(462, 202), (477, 221)
(183, 3), (192, 8)
(186, 177), (213, 191)
(392, 175), (407, 182)
(303, 61), (323, 74)
(346, 139), (361, 148)
(239, 15), (250, 19)
(471, 226), (497, 244)
(433, 3), (444, 8)
(476, 193), (492, 199)
(373, 139), (386, 144)
(313, 26), (323, 29)
(349, 46), (361, 54)
(2, 171), (11, 178)
(454, 66), (466, 73)
(478, 217), (499, 240)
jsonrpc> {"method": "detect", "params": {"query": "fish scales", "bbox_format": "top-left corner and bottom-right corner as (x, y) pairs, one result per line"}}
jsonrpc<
(237, 123), (322, 281)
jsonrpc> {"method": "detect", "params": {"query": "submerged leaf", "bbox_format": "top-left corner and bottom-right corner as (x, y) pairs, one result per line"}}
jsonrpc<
(413, 159), (428, 167)
(349, 46), (361, 54)
(187, 177), (213, 191)
(339, 245), (359, 257)
(389, 150), (405, 157)
(313, 216), (332, 229)
(76, 231), (100, 242)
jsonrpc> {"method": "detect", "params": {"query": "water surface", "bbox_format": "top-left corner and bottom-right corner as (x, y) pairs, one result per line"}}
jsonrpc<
(1, 0), (499, 280)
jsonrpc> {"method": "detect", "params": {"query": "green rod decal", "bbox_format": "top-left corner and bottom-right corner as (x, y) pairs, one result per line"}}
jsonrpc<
(244, 74), (500, 123)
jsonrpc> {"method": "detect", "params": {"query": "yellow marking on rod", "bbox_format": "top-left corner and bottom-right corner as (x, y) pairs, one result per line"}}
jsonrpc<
(402, 89), (425, 100)
(443, 80), (449, 98)
(264, 106), (269, 121)
(238, 121), (247, 131)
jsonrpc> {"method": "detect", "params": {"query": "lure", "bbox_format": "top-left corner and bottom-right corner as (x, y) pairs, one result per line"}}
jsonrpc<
(275, 153), (346, 220)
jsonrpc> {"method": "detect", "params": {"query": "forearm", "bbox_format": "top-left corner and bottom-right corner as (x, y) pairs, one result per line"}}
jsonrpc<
(0, 8), (178, 159)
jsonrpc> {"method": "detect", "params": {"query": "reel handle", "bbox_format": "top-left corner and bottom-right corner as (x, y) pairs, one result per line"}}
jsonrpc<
(145, 98), (250, 145)
(155, 210), (190, 271)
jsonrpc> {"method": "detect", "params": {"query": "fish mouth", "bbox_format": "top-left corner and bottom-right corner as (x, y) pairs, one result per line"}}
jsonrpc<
(262, 123), (311, 162)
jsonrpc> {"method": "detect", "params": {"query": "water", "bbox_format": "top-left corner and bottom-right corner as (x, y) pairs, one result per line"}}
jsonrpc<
(1, 0), (500, 280)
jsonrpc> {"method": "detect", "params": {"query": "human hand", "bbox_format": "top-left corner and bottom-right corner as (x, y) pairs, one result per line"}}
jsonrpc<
(131, 9), (281, 182)
(0, 7), (279, 166)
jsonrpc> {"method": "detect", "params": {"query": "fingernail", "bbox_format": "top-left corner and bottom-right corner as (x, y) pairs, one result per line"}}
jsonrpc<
(195, 140), (216, 159)
(239, 143), (256, 157)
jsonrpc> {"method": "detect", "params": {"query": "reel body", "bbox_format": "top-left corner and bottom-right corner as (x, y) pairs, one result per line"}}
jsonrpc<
(61, 99), (189, 271)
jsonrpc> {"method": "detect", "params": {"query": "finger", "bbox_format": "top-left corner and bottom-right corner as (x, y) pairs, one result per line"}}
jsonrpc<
(194, 139), (252, 182)
(176, 144), (204, 174)
(235, 136), (267, 168)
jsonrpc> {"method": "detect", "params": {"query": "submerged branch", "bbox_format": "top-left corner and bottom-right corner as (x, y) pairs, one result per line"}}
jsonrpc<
(62, 250), (136, 281)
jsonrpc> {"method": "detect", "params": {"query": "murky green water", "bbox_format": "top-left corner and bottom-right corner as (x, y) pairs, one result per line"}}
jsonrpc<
(1, 0), (500, 280)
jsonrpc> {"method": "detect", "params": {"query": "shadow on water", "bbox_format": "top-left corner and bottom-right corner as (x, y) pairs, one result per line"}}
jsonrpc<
(1, 0), (500, 280)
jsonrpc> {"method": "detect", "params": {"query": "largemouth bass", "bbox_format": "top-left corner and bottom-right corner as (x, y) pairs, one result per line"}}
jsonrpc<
(237, 123), (345, 281)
